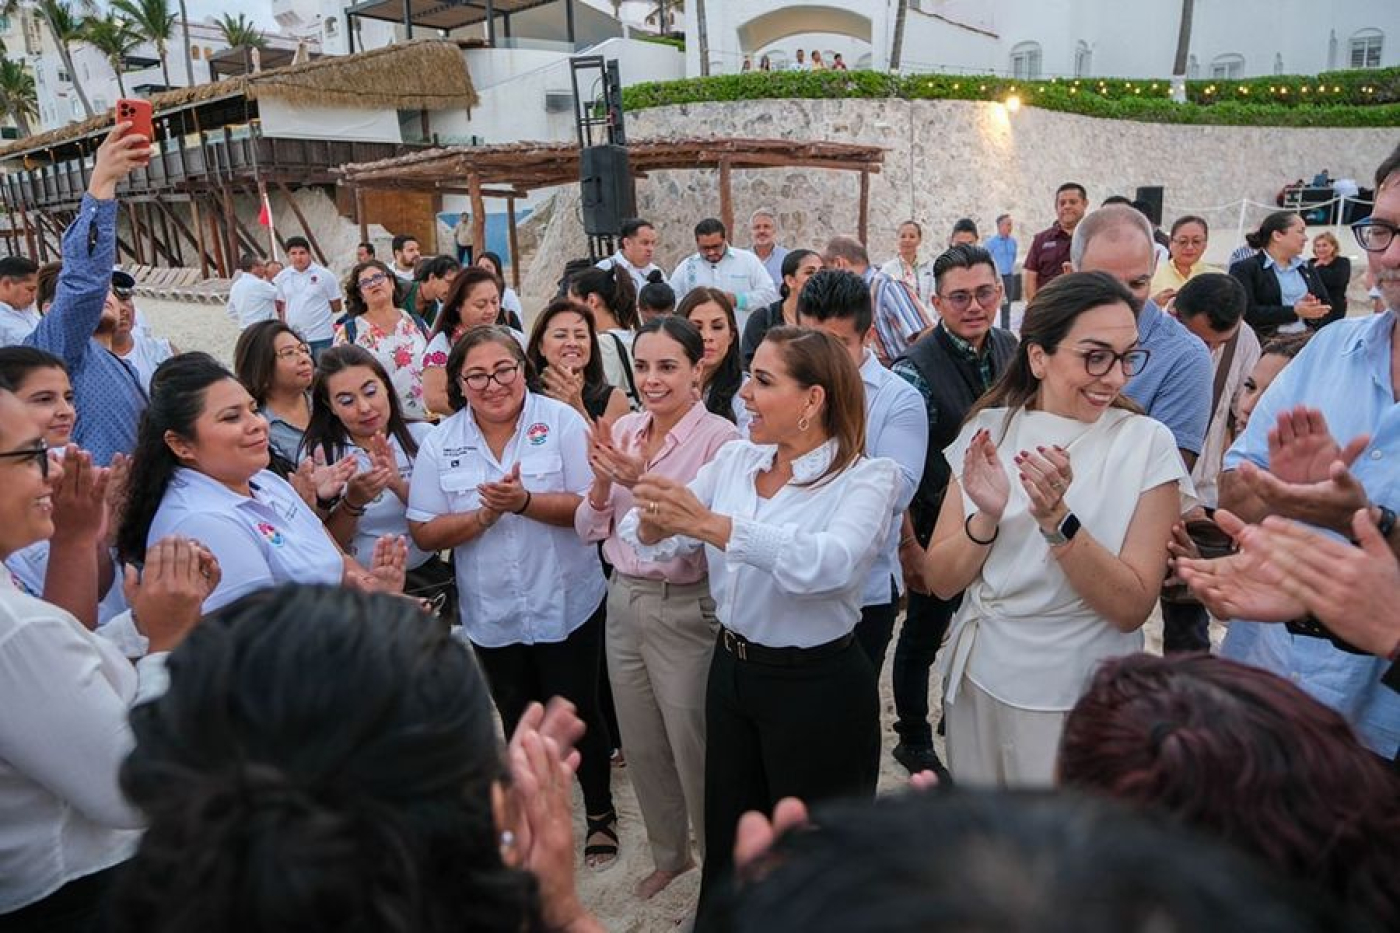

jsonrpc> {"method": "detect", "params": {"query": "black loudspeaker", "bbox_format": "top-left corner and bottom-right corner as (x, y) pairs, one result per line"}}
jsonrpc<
(580, 145), (635, 236)
(1134, 185), (1165, 226)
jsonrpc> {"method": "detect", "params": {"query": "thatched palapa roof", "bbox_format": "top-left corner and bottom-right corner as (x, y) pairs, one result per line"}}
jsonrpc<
(0, 40), (478, 159)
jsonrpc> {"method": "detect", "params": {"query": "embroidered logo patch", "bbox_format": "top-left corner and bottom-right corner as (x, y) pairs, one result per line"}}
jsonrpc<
(257, 522), (285, 547)
(526, 422), (549, 446)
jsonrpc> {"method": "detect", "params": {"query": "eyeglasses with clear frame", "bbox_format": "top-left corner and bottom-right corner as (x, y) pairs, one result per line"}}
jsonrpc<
(939, 284), (1000, 312)
(1352, 218), (1398, 253)
(457, 363), (522, 392)
(0, 441), (50, 480)
(1069, 347), (1152, 378)
(275, 343), (312, 360)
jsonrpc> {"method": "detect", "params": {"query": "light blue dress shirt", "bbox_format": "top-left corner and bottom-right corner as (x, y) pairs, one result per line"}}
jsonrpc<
(859, 351), (928, 605)
(985, 234), (1019, 277)
(1262, 253), (1309, 308)
(1221, 310), (1400, 757)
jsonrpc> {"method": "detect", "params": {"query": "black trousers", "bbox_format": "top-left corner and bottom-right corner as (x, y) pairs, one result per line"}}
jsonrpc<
(474, 602), (614, 815)
(1160, 599), (1211, 654)
(892, 588), (962, 749)
(1, 864), (119, 933)
(853, 579), (900, 676)
(698, 635), (879, 911)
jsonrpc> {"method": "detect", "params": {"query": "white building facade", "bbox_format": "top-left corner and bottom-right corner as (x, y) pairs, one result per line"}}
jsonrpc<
(688, 0), (1400, 79)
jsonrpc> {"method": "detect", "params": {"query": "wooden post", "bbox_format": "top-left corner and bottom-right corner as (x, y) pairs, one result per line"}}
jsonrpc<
(146, 203), (161, 266)
(153, 197), (214, 271)
(506, 196), (521, 290)
(206, 197), (228, 277)
(127, 203), (146, 265)
(857, 168), (870, 246)
(275, 180), (328, 267)
(718, 158), (733, 238)
(19, 205), (37, 261)
(468, 173), (486, 263)
(190, 195), (210, 278)
(354, 186), (368, 245)
(223, 185), (240, 269)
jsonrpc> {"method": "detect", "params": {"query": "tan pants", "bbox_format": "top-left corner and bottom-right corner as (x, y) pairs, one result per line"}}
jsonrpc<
(607, 573), (718, 871)
(945, 676), (1066, 788)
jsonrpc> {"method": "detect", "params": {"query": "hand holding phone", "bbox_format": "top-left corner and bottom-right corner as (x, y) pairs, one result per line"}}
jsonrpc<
(115, 98), (153, 165)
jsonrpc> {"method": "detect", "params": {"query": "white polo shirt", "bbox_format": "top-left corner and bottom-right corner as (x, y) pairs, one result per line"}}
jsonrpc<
(407, 392), (606, 648)
(274, 263), (342, 343)
(148, 467), (344, 612)
(332, 422), (436, 571)
(597, 251), (662, 293)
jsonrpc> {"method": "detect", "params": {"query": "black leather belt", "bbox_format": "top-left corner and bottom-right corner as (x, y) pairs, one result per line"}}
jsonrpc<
(718, 625), (854, 667)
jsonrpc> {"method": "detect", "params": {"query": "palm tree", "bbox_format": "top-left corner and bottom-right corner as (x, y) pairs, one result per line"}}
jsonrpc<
(0, 55), (38, 136)
(83, 14), (140, 97)
(889, 0), (908, 70)
(34, 0), (94, 118)
(694, 0), (708, 75)
(112, 0), (175, 91)
(216, 12), (267, 51)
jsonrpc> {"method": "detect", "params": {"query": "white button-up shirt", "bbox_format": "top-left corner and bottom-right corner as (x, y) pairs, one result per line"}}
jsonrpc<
(859, 350), (928, 605)
(622, 439), (899, 648)
(274, 263), (342, 343)
(597, 251), (662, 293)
(149, 468), (345, 612)
(407, 392), (606, 648)
(0, 300), (41, 347)
(227, 271), (279, 329)
(669, 246), (779, 329)
(0, 579), (167, 913)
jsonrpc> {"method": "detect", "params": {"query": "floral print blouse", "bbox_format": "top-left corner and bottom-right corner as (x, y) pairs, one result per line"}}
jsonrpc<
(334, 312), (429, 421)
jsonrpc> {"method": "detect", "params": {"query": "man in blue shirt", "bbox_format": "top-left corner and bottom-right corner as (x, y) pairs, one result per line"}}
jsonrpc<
(25, 126), (150, 465)
(984, 213), (1018, 330)
(1213, 143), (1400, 759)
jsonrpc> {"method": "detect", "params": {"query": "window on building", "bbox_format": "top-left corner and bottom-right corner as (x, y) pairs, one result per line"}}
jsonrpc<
(1010, 41), (1042, 80)
(1209, 53), (1244, 79)
(191, 45), (200, 60)
(325, 18), (338, 36)
(0, 14), (10, 30)
(57, 68), (69, 82)
(1350, 29), (1383, 69)
(1074, 41), (1091, 77)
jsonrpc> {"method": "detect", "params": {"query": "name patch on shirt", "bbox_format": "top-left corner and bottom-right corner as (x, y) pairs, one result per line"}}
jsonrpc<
(527, 423), (550, 446)
(257, 522), (286, 547)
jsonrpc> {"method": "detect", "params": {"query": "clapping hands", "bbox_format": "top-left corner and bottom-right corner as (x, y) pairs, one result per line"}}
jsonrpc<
(960, 429), (1009, 521)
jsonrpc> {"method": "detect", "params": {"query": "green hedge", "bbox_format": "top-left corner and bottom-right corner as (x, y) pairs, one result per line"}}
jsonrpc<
(621, 67), (1400, 127)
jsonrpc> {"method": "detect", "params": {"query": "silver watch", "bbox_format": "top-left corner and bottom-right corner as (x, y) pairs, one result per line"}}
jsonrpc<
(1040, 512), (1081, 547)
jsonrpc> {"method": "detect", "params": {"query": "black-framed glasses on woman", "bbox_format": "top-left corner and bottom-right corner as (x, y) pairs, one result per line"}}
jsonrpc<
(1352, 218), (1398, 253)
(357, 272), (390, 290)
(0, 441), (50, 480)
(457, 363), (522, 391)
(939, 284), (1000, 312)
(1070, 347), (1151, 378)
(275, 343), (312, 360)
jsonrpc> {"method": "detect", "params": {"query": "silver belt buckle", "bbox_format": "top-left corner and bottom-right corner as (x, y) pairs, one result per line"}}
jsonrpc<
(724, 628), (748, 661)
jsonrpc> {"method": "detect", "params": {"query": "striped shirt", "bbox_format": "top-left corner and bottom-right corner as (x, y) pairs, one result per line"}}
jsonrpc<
(864, 266), (933, 366)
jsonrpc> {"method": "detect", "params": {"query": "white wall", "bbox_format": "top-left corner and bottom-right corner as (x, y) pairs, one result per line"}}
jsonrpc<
(257, 98), (405, 142)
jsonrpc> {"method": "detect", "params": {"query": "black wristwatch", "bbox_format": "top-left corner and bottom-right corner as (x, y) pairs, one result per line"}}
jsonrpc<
(315, 492), (342, 511)
(1040, 512), (1081, 547)
(1372, 504), (1397, 541)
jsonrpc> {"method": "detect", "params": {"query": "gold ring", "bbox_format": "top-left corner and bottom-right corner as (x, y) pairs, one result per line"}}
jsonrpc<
(648, 502), (658, 514)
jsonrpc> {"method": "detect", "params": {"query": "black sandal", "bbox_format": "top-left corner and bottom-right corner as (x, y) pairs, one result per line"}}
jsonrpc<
(584, 809), (619, 869)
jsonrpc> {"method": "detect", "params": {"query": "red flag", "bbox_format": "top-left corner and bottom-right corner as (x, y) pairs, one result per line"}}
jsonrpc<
(258, 197), (271, 227)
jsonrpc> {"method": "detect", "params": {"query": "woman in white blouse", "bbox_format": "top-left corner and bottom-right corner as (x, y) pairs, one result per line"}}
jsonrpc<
(880, 219), (936, 306)
(406, 325), (619, 869)
(924, 271), (1192, 788)
(625, 326), (898, 907)
(116, 353), (407, 614)
(0, 383), (215, 926)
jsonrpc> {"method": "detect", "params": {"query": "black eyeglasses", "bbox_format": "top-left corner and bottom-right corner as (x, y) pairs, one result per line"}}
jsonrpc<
(457, 363), (522, 391)
(1352, 218), (1398, 253)
(1070, 347), (1151, 377)
(939, 285), (1000, 311)
(0, 441), (50, 479)
(357, 272), (389, 290)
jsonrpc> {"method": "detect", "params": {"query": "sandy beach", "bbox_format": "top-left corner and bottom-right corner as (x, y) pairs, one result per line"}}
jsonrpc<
(139, 294), (1175, 932)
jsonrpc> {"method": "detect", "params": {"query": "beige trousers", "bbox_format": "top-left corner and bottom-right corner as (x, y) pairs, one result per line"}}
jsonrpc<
(944, 676), (1067, 788)
(606, 573), (719, 872)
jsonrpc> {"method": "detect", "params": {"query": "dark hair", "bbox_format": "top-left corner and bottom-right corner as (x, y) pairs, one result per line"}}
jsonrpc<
(570, 265), (639, 330)
(950, 217), (979, 239)
(415, 255), (460, 283)
(795, 269), (872, 334)
(286, 236), (311, 252)
(702, 790), (1340, 933)
(995, 213), (1010, 225)
(1169, 214), (1209, 238)
(0, 256), (39, 279)
(234, 320), (304, 406)
(620, 218), (654, 241)
(897, 219), (922, 237)
(1245, 211), (1300, 250)
(1374, 142), (1400, 188)
(357, 241), (375, 256)
(756, 326), (866, 487)
(445, 325), (531, 414)
(477, 251), (506, 278)
(525, 299), (613, 415)
(932, 244), (998, 292)
(633, 315), (704, 366)
(0, 346), (67, 387)
(117, 353), (246, 565)
(1260, 331), (1312, 359)
(778, 248), (820, 300)
(679, 288), (743, 424)
(637, 270), (675, 314)
(391, 233), (418, 253)
(109, 586), (542, 933)
(969, 271), (1140, 428)
(343, 259), (405, 318)
(694, 217), (727, 240)
(36, 261), (61, 311)
(1174, 273), (1247, 332)
(1060, 653), (1400, 930)
(302, 345), (420, 466)
(1057, 182), (1088, 202)
(434, 267), (505, 342)
(235, 253), (262, 273)
(1100, 195), (1133, 206)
